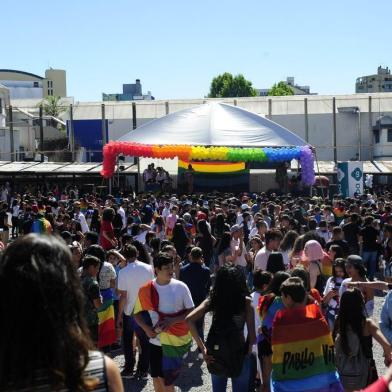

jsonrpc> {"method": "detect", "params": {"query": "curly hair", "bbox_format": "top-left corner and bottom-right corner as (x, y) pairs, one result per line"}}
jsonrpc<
(0, 234), (94, 391)
(209, 264), (249, 318)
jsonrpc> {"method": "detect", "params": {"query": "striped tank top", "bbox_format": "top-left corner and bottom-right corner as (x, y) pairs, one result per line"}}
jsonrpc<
(6, 351), (108, 391)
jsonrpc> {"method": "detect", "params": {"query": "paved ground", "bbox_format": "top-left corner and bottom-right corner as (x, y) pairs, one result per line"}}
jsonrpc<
(113, 296), (388, 392)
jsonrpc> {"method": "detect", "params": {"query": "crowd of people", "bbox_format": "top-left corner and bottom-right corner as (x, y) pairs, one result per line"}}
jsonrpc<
(4, 186), (392, 391)
(143, 164), (173, 193)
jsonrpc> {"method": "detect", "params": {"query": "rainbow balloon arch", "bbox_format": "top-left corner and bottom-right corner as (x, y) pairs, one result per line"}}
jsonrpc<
(101, 141), (316, 186)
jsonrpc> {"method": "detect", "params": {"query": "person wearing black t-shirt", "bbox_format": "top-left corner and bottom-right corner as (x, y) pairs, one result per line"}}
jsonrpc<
(342, 213), (361, 255)
(326, 226), (349, 257)
(360, 215), (381, 280)
(180, 247), (211, 358)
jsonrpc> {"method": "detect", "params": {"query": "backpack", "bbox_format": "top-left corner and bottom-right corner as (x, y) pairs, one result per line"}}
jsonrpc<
(206, 315), (247, 378)
(335, 329), (369, 390)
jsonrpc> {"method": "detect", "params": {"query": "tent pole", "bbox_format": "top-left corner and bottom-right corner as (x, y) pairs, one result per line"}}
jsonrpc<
(314, 150), (324, 199)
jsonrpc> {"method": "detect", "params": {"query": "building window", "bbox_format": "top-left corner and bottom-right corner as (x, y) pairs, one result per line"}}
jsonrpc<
(388, 129), (392, 143)
(33, 82), (39, 87)
(374, 129), (380, 144)
(368, 84), (373, 88)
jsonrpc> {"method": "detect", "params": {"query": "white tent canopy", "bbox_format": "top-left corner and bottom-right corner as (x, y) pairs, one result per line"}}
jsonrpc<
(118, 102), (307, 147)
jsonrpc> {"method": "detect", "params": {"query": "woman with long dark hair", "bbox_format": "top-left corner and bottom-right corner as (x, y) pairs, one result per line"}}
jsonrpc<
(217, 232), (233, 268)
(279, 230), (299, 268)
(172, 222), (190, 259)
(266, 252), (286, 274)
(132, 239), (152, 265)
(322, 258), (348, 330)
(335, 289), (392, 391)
(213, 213), (230, 242)
(0, 234), (122, 391)
(196, 219), (216, 269)
(186, 264), (256, 392)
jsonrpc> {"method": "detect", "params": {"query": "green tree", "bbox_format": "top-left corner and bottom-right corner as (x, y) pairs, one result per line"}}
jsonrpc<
(208, 72), (257, 98)
(38, 96), (66, 117)
(37, 96), (67, 131)
(267, 81), (294, 96)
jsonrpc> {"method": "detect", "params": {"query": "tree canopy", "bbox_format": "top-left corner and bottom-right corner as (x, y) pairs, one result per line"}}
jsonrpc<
(267, 81), (294, 96)
(208, 72), (257, 98)
(39, 96), (67, 117)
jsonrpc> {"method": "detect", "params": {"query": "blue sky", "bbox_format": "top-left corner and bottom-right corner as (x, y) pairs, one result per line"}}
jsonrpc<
(2, 0), (390, 101)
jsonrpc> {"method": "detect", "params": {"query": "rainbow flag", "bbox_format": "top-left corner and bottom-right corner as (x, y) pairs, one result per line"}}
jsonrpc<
(31, 217), (52, 234)
(178, 159), (245, 173)
(178, 160), (249, 192)
(134, 280), (192, 386)
(97, 288), (116, 348)
(258, 294), (284, 344)
(271, 304), (343, 392)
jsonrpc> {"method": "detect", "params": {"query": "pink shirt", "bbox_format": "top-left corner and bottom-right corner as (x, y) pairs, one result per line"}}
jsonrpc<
(166, 214), (178, 230)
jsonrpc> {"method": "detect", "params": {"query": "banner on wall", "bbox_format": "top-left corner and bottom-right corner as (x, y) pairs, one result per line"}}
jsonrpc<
(337, 162), (363, 197)
(178, 160), (249, 192)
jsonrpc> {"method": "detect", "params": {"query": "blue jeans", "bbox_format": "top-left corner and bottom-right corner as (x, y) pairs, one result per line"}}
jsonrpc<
(362, 251), (378, 280)
(211, 355), (251, 392)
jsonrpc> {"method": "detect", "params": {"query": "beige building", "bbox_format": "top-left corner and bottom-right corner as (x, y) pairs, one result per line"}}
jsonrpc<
(0, 68), (67, 99)
(356, 66), (392, 93)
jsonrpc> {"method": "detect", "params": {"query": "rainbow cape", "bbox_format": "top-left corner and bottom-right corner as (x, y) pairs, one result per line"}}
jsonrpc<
(31, 217), (52, 234)
(97, 288), (116, 348)
(271, 304), (343, 392)
(134, 280), (192, 386)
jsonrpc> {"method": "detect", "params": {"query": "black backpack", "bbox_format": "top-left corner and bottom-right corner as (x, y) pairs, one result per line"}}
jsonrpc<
(335, 329), (370, 390)
(206, 316), (247, 378)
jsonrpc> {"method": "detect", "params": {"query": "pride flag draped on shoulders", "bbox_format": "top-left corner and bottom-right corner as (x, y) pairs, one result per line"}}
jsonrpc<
(271, 303), (343, 392)
(134, 280), (192, 386)
(31, 216), (52, 234)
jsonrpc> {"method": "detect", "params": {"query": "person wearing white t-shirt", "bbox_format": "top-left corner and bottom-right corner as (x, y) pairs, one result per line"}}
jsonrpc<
(118, 205), (127, 229)
(117, 244), (154, 379)
(254, 230), (282, 271)
(161, 202), (171, 222)
(230, 225), (248, 272)
(134, 253), (194, 391)
(73, 202), (89, 233)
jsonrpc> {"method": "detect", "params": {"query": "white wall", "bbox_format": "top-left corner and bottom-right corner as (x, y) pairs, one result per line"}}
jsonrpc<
(0, 129), (20, 160)
(18, 93), (392, 162)
(374, 128), (392, 160)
